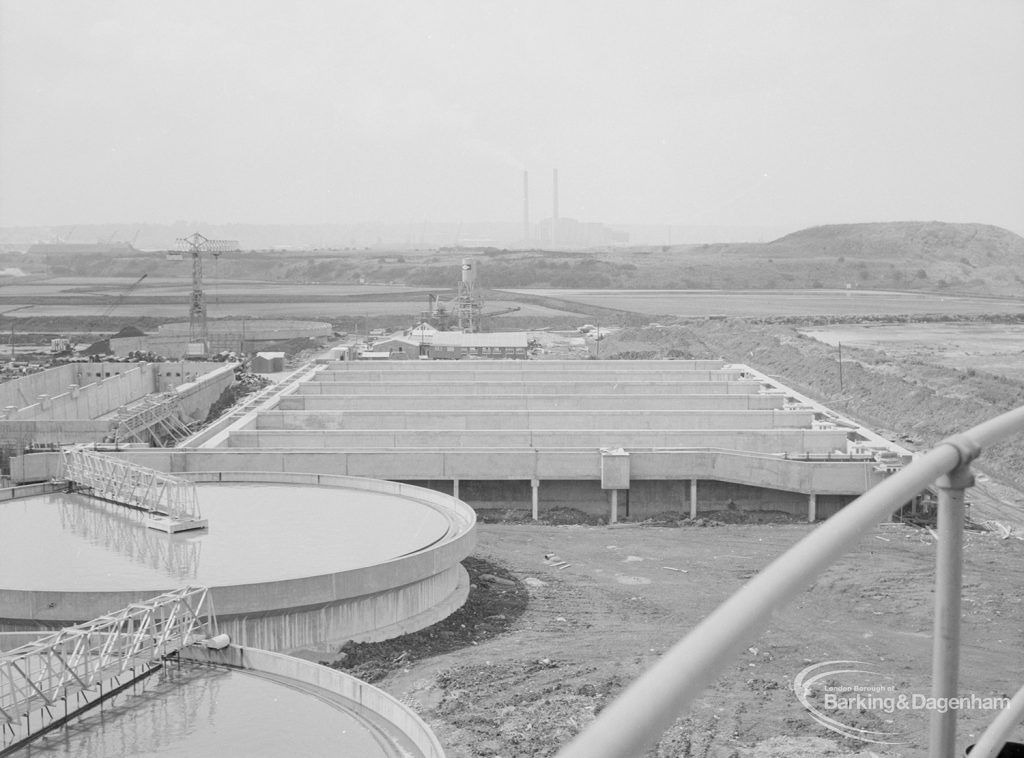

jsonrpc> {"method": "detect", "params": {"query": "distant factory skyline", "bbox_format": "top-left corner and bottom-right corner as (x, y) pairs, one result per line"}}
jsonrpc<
(1, 1), (1022, 237)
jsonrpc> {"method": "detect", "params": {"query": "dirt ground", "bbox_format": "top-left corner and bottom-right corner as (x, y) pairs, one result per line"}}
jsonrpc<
(802, 323), (1024, 382)
(343, 523), (1024, 757)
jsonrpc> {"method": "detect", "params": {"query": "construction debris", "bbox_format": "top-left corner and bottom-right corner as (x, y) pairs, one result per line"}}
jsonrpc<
(544, 553), (572, 569)
(981, 520), (1012, 539)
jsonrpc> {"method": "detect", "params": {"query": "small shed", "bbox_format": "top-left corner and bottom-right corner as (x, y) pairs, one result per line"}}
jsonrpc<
(251, 351), (286, 373)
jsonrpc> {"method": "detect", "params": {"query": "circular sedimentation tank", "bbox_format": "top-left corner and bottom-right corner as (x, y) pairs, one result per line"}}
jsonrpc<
(0, 473), (476, 655)
(9, 660), (422, 758)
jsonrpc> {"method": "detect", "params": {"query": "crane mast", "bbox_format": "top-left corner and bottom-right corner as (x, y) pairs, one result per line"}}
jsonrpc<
(172, 233), (238, 357)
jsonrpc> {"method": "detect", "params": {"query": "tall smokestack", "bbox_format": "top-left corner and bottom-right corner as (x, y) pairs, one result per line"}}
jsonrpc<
(523, 170), (530, 243)
(552, 168), (559, 245)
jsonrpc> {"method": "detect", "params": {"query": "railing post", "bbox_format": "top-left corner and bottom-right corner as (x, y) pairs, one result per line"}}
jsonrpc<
(929, 436), (979, 758)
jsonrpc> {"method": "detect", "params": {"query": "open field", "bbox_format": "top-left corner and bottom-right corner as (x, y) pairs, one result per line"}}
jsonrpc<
(1, 300), (583, 320)
(503, 288), (1024, 318)
(7, 275), (1024, 324)
(371, 522), (1024, 757)
(802, 323), (1024, 380)
(0, 277), (586, 321)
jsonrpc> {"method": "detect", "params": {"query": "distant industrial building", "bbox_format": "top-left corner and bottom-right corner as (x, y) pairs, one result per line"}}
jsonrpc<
(429, 331), (529, 359)
(534, 217), (629, 247)
(371, 330), (530, 360)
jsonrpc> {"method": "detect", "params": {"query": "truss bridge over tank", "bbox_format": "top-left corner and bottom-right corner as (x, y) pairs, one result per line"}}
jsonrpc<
(0, 586), (214, 752)
(110, 392), (193, 447)
(62, 447), (208, 533)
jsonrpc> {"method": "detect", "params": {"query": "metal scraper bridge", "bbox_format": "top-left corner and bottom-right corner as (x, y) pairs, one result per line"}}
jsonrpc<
(62, 446), (208, 532)
(0, 586), (213, 755)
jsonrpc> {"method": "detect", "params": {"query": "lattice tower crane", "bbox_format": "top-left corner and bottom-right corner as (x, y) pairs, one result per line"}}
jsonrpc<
(168, 233), (238, 355)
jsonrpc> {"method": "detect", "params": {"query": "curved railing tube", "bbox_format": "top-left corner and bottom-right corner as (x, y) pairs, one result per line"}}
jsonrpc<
(556, 405), (1024, 758)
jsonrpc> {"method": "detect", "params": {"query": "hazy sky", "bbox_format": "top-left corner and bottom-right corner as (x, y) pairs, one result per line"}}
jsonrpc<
(1, 1), (1022, 234)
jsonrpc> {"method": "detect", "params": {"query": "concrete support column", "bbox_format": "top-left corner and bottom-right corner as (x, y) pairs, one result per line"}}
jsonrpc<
(689, 479), (698, 520)
(610, 489), (618, 525)
(452, 478), (459, 500)
(808, 492), (817, 523)
(531, 479), (539, 521)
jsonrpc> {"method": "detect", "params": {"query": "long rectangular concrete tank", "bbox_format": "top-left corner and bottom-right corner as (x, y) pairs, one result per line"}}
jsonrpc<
(317, 370), (744, 383)
(251, 409), (815, 431)
(276, 393), (786, 412)
(295, 381), (763, 396)
(224, 428), (852, 454)
(322, 359), (728, 371)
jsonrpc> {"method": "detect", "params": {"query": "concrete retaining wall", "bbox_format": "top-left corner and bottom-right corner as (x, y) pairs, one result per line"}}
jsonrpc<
(297, 380), (763, 396)
(225, 428), (851, 454)
(277, 393), (787, 412)
(0, 481), (63, 501)
(1, 420), (111, 447)
(182, 644), (445, 758)
(173, 363), (236, 422)
(252, 409), (814, 431)
(12, 447), (882, 497)
(0, 365), (78, 408)
(318, 369), (744, 383)
(324, 358), (726, 371)
(6, 366), (150, 421)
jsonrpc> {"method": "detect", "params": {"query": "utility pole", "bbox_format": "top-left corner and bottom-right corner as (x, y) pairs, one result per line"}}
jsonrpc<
(3, 305), (32, 363)
(838, 341), (844, 392)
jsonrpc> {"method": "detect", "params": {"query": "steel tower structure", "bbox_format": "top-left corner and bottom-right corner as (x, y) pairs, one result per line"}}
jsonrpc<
(172, 233), (238, 355)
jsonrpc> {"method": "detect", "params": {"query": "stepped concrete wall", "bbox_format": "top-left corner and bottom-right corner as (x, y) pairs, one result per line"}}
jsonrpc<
(277, 393), (786, 412)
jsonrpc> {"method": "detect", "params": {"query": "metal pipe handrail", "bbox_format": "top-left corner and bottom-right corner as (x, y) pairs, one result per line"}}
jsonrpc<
(556, 405), (1024, 758)
(971, 683), (1024, 758)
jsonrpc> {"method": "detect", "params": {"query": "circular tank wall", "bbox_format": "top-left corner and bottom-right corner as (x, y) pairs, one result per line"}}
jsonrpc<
(0, 472), (476, 656)
(156, 319), (332, 341)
